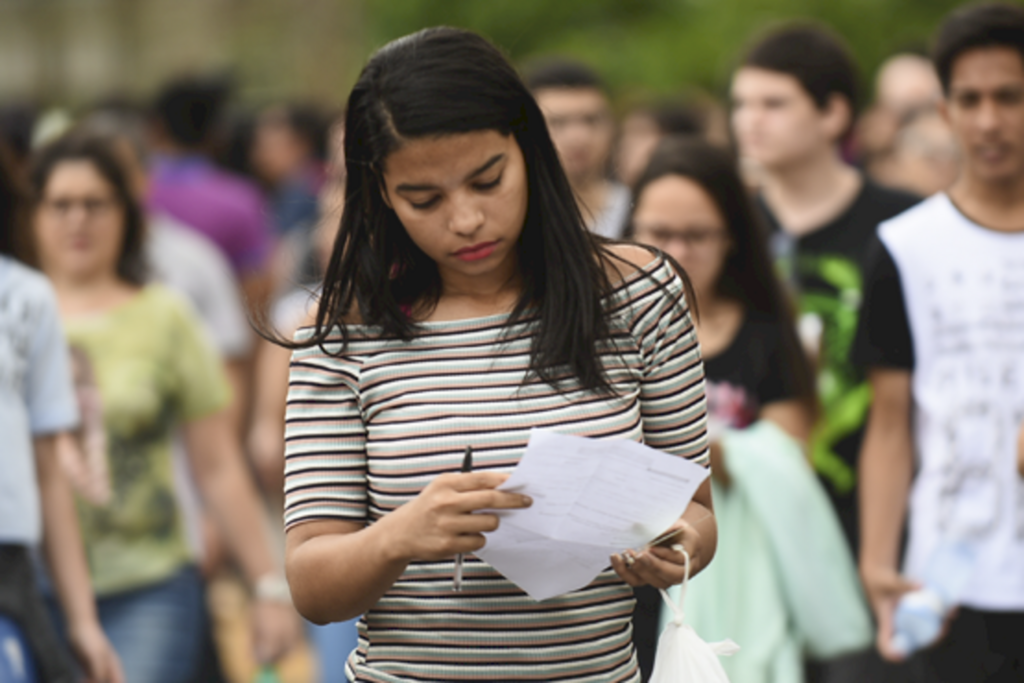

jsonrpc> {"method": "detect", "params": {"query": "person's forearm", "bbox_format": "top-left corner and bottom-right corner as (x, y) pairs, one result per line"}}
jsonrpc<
(35, 436), (99, 628)
(859, 418), (914, 572)
(682, 499), (717, 576)
(287, 515), (413, 624)
(197, 446), (279, 586)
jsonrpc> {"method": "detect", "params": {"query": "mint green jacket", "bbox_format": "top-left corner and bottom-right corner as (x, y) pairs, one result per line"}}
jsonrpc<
(663, 420), (873, 683)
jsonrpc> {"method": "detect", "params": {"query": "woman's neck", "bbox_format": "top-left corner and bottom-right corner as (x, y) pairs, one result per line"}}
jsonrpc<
(49, 272), (137, 318)
(693, 291), (745, 359)
(424, 258), (523, 322)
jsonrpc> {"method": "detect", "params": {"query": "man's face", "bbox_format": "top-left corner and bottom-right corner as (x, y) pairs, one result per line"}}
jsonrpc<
(534, 87), (614, 185)
(943, 46), (1024, 186)
(731, 67), (844, 170)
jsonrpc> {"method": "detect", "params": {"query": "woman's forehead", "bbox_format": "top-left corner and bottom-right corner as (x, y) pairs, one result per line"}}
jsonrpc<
(382, 130), (516, 187)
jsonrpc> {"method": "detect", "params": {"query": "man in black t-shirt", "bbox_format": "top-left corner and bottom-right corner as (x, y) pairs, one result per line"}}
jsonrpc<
(731, 25), (920, 556)
(855, 4), (1024, 677)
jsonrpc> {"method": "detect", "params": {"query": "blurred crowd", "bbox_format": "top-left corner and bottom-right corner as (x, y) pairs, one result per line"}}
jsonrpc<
(2, 2), (1023, 683)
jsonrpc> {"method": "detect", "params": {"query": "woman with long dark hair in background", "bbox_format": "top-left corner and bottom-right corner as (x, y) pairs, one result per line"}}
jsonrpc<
(282, 27), (716, 682)
(629, 137), (871, 681)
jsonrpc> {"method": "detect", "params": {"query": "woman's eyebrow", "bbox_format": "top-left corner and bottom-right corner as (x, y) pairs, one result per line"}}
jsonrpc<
(395, 153), (506, 193)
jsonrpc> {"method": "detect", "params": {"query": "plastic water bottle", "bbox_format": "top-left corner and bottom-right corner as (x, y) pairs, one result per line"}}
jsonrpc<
(890, 540), (977, 657)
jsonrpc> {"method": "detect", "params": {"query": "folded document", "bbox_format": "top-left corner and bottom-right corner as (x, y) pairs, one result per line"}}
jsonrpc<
(474, 429), (709, 601)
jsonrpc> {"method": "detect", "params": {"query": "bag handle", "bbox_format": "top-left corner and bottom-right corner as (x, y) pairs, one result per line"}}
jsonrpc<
(658, 546), (690, 626)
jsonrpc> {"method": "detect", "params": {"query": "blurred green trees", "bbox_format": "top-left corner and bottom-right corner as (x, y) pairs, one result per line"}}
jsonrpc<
(363, 0), (969, 104)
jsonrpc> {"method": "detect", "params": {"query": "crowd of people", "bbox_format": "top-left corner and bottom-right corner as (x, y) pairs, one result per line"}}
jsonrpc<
(2, 2), (1024, 682)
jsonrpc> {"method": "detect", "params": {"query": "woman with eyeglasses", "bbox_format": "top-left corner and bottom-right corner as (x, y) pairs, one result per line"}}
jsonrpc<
(629, 137), (872, 681)
(28, 133), (300, 683)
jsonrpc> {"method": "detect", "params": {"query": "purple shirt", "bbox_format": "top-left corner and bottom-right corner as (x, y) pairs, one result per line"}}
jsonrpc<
(147, 155), (273, 275)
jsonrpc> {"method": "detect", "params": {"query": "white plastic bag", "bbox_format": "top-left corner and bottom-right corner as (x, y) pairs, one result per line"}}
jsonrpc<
(649, 549), (739, 683)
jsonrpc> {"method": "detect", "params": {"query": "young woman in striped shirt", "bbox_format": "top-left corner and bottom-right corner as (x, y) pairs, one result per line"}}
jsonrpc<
(282, 27), (716, 682)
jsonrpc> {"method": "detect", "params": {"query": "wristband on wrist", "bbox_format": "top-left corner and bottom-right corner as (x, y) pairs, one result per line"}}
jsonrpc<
(254, 573), (292, 605)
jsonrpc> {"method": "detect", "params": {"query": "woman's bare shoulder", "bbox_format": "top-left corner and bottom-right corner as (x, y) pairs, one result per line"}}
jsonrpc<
(600, 242), (662, 284)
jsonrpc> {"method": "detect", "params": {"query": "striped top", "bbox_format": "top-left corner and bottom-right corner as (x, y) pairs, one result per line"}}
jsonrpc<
(284, 254), (709, 682)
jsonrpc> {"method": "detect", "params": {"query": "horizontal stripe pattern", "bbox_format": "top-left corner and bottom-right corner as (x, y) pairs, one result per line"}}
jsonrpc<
(284, 255), (708, 682)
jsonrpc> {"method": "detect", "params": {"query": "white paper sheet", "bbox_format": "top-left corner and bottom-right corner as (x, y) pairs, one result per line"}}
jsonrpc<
(474, 428), (709, 601)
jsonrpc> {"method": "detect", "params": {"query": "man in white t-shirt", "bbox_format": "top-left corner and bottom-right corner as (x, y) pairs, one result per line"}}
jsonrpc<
(855, 3), (1024, 678)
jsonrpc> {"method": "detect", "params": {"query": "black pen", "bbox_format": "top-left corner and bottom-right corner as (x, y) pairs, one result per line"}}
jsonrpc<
(453, 445), (473, 592)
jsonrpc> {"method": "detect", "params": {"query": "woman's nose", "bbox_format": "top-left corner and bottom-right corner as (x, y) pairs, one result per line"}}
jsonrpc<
(447, 197), (484, 236)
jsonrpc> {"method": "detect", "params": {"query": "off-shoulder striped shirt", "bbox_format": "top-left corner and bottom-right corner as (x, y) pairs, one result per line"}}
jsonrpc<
(284, 254), (709, 682)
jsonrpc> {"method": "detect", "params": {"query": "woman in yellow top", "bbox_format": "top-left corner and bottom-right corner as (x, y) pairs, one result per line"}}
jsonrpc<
(28, 132), (300, 683)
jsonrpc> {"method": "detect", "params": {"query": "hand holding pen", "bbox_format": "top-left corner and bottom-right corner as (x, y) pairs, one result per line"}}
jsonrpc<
(453, 445), (473, 592)
(375, 449), (531, 570)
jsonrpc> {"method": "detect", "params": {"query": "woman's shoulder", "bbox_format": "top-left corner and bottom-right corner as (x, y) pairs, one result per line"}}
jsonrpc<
(601, 243), (663, 284)
(600, 243), (681, 304)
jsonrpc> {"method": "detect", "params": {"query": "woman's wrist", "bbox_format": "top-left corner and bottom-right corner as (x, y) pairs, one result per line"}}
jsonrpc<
(254, 573), (292, 605)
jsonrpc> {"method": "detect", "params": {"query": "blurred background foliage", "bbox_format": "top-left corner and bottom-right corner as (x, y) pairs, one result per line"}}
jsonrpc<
(0, 0), (977, 108)
(365, 0), (968, 105)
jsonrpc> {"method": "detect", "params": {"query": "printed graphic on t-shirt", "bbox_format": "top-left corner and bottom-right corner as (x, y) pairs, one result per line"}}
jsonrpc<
(0, 287), (35, 393)
(706, 380), (758, 431)
(791, 252), (870, 495)
(916, 256), (1024, 541)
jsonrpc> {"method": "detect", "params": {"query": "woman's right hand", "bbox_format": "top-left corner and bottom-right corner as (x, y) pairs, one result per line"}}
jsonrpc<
(386, 471), (532, 562)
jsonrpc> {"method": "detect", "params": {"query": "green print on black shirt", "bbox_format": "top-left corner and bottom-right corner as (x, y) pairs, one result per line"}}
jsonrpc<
(760, 178), (920, 551)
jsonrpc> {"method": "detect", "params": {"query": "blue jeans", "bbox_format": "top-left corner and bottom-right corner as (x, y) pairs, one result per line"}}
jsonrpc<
(0, 615), (40, 683)
(96, 566), (207, 683)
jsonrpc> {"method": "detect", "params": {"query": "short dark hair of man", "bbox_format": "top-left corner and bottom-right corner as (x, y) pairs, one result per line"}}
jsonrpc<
(152, 75), (232, 149)
(742, 23), (860, 116)
(524, 58), (608, 94)
(932, 2), (1024, 94)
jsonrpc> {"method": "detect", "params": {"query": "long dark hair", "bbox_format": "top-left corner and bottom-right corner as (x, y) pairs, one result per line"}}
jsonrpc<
(29, 133), (149, 285)
(295, 27), (653, 392)
(631, 136), (817, 412)
(0, 139), (26, 259)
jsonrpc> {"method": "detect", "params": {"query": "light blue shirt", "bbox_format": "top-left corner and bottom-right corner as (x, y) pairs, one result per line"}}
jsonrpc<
(0, 256), (79, 544)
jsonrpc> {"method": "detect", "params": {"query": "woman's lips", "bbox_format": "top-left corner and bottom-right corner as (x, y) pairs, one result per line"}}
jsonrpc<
(454, 241), (498, 262)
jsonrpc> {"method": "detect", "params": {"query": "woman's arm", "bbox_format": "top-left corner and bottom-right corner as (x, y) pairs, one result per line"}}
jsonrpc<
(36, 434), (124, 683)
(286, 471), (533, 624)
(182, 410), (301, 664)
(247, 338), (293, 502)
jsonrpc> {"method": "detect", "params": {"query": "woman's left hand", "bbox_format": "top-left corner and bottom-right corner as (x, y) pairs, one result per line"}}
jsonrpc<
(251, 599), (303, 664)
(609, 519), (702, 589)
(68, 618), (124, 683)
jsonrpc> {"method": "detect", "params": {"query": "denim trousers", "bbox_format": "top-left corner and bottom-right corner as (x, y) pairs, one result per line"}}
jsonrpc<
(96, 565), (207, 683)
(0, 545), (74, 683)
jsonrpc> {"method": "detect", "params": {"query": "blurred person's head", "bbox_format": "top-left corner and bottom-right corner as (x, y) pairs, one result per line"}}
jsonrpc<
(0, 103), (39, 172)
(525, 59), (615, 187)
(29, 134), (147, 285)
(151, 76), (232, 154)
(617, 98), (703, 187)
(731, 24), (859, 171)
(628, 136), (815, 405)
(0, 139), (28, 259)
(76, 109), (152, 201)
(875, 53), (942, 116)
(878, 107), (960, 196)
(251, 103), (329, 186)
(933, 2), (1024, 186)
